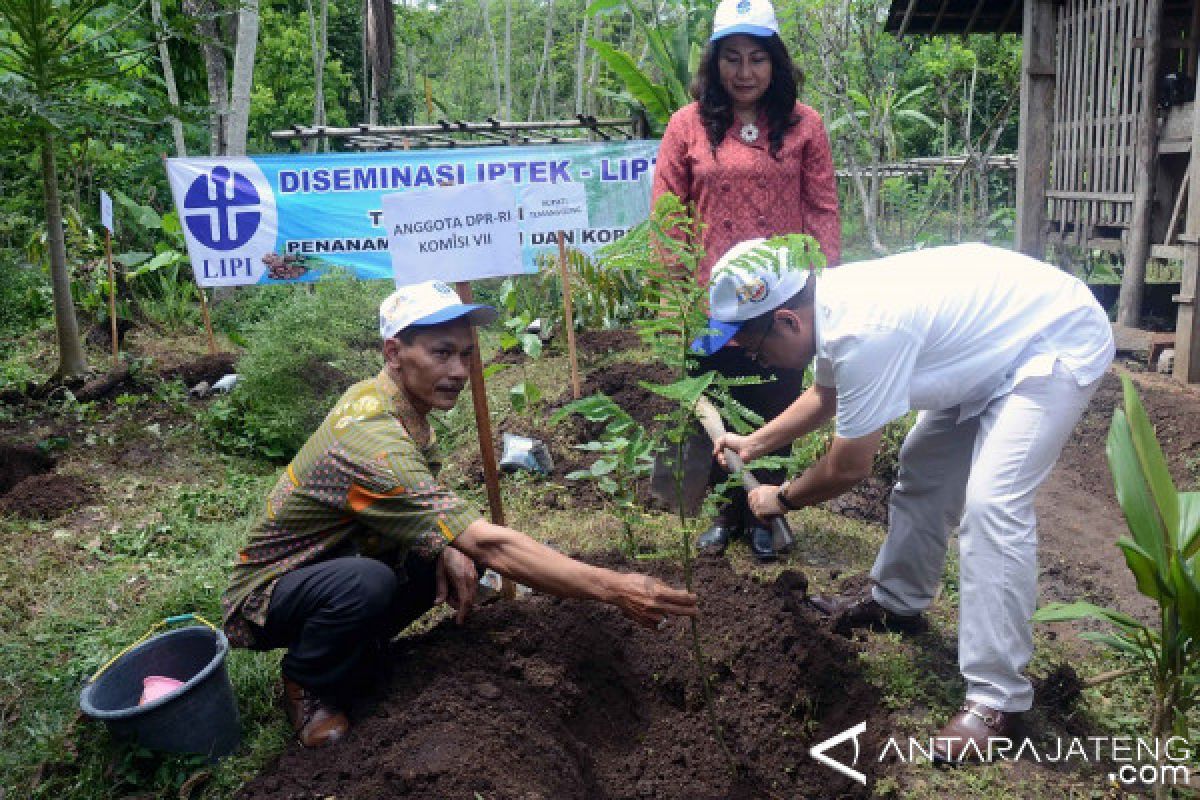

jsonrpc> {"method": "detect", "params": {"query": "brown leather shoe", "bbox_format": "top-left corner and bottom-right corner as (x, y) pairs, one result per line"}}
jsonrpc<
(281, 676), (349, 748)
(809, 591), (928, 636)
(932, 702), (1022, 764)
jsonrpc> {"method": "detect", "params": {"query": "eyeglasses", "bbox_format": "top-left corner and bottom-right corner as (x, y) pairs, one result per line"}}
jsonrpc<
(743, 315), (775, 364)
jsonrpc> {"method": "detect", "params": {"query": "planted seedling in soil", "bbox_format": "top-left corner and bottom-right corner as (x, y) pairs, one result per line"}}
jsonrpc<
(598, 193), (826, 776)
(552, 393), (654, 557)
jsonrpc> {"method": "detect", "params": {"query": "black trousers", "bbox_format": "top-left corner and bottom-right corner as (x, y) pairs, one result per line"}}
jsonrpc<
(695, 346), (805, 527)
(254, 553), (438, 692)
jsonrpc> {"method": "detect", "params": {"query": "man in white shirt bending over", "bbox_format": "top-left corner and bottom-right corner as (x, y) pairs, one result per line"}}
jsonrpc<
(700, 239), (1114, 762)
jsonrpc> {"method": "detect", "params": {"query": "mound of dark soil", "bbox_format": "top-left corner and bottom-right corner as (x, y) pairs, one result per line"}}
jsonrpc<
(826, 477), (891, 526)
(239, 556), (885, 800)
(0, 473), (90, 519)
(0, 443), (56, 495)
(159, 353), (237, 388)
(574, 360), (676, 432)
(575, 328), (643, 357)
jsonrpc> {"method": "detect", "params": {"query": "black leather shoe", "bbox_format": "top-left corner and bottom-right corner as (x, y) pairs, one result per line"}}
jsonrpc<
(748, 525), (778, 562)
(697, 524), (737, 554)
(809, 592), (928, 636)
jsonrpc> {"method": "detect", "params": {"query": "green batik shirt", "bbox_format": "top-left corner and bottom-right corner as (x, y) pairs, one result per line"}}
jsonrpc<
(221, 369), (481, 648)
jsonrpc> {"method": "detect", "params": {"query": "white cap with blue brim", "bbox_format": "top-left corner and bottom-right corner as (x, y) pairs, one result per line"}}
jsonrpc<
(380, 280), (498, 340)
(692, 238), (811, 355)
(710, 0), (779, 41)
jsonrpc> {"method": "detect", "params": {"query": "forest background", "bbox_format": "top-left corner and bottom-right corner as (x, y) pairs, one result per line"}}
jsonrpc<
(0, 0), (1022, 386)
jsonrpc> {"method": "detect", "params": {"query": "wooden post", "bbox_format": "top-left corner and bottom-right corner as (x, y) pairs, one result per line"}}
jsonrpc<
(556, 231), (581, 399)
(1015, 0), (1057, 258)
(454, 281), (505, 526)
(1174, 56), (1200, 383)
(105, 228), (118, 367)
(1119, 0), (1164, 327)
(455, 281), (514, 599)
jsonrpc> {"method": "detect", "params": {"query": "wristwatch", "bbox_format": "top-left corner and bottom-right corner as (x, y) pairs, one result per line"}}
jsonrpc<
(776, 478), (801, 511)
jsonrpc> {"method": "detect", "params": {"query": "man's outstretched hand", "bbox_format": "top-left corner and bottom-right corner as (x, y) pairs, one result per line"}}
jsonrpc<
(611, 573), (699, 629)
(436, 546), (479, 624)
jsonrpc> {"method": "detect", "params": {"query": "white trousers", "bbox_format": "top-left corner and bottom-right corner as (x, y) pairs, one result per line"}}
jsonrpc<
(869, 363), (1100, 712)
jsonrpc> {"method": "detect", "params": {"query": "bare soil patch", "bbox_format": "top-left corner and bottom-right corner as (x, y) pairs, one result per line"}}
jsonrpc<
(238, 555), (885, 800)
(0, 443), (56, 495)
(0, 473), (91, 519)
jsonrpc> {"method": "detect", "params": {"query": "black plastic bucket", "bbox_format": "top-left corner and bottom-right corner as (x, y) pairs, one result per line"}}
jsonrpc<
(79, 624), (240, 759)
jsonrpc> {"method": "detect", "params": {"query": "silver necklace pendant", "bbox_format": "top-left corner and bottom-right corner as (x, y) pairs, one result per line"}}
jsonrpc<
(738, 121), (760, 143)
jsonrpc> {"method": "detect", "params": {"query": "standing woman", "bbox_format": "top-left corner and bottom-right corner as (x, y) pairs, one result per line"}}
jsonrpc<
(652, 0), (840, 561)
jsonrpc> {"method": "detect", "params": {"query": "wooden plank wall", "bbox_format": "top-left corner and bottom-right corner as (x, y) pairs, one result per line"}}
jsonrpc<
(1048, 0), (1146, 240)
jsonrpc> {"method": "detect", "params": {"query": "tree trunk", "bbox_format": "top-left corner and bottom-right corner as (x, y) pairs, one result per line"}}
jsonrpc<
(502, 0), (512, 119)
(586, 15), (602, 115)
(480, 0), (503, 116)
(528, 0), (555, 121)
(305, 0), (328, 152)
(225, 0), (259, 156)
(360, 0), (368, 122)
(184, 0), (229, 155)
(151, 0), (187, 157)
(574, 12), (589, 114)
(41, 130), (87, 379)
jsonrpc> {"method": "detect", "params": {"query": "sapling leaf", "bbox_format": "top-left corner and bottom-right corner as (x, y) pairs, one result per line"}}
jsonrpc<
(520, 334), (542, 359)
(482, 363), (510, 379)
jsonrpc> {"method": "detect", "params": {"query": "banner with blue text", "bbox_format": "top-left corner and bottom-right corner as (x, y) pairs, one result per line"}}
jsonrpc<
(165, 140), (658, 288)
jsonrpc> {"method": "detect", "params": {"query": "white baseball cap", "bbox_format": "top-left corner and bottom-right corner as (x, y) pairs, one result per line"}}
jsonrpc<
(692, 238), (810, 355)
(379, 280), (498, 340)
(710, 0), (779, 41)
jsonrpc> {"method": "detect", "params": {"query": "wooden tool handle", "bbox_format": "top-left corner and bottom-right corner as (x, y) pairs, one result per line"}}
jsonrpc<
(693, 397), (794, 550)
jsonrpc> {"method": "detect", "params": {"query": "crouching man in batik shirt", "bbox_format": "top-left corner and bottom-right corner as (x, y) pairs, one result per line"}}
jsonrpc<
(222, 280), (698, 748)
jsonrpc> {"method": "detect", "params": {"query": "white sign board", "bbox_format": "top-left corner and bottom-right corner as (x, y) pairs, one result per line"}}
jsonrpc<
(519, 182), (590, 235)
(383, 182), (524, 284)
(100, 190), (113, 233)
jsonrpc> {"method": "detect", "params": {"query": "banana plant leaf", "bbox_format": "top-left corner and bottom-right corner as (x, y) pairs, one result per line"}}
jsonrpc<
(1170, 556), (1200, 642)
(1179, 491), (1200, 559)
(1117, 537), (1174, 602)
(1031, 600), (1148, 635)
(1078, 631), (1150, 660)
(1120, 375), (1179, 538)
(587, 40), (674, 124)
(1108, 408), (1171, 572)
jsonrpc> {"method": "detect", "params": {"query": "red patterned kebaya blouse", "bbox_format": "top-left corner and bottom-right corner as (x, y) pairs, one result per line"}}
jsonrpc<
(652, 101), (841, 284)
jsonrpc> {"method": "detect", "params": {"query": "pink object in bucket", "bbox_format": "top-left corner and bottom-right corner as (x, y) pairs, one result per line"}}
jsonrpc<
(139, 675), (185, 706)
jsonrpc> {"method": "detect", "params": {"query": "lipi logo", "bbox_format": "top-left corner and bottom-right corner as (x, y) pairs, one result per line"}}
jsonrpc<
(737, 0), (752, 13)
(182, 166), (262, 250)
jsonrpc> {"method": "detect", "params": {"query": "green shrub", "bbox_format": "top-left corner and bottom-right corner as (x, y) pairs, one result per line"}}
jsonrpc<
(205, 273), (391, 460)
(0, 260), (52, 341)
